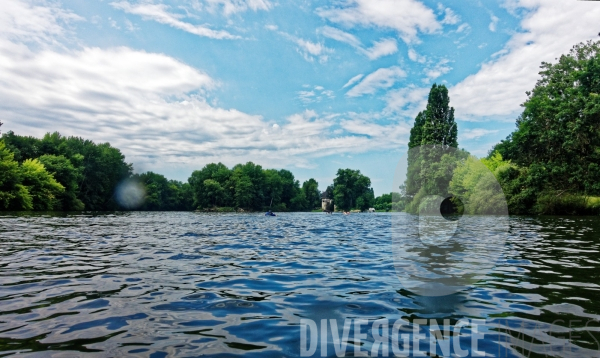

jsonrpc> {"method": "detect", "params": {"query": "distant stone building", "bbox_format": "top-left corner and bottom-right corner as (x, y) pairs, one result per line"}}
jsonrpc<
(321, 192), (333, 211)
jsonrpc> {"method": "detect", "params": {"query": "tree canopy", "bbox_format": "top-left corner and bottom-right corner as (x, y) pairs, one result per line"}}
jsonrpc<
(333, 169), (374, 211)
(489, 40), (600, 214)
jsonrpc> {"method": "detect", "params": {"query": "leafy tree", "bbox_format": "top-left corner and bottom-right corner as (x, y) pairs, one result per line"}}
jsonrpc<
(449, 155), (506, 214)
(324, 185), (334, 199)
(0, 141), (32, 210)
(264, 169), (284, 208)
(1, 131), (42, 162)
(203, 179), (225, 207)
(408, 111), (426, 149)
(38, 154), (84, 210)
(373, 193), (392, 211)
(333, 169), (373, 211)
(290, 189), (308, 211)
(188, 163), (232, 209)
(301, 178), (320, 209)
(233, 162), (266, 210)
(405, 84), (458, 198)
(234, 175), (254, 209)
(2, 131), (132, 210)
(277, 169), (299, 208)
(74, 140), (132, 210)
(133, 171), (194, 211)
(421, 84), (458, 148)
(489, 40), (600, 213)
(20, 158), (65, 210)
(404, 84), (460, 213)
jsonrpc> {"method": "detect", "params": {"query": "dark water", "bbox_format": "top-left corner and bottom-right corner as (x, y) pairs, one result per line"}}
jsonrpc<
(0, 212), (599, 357)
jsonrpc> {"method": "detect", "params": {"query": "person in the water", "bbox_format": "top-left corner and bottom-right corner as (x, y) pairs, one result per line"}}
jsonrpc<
(266, 210), (276, 216)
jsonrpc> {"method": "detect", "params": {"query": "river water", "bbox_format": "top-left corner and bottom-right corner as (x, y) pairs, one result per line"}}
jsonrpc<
(0, 212), (599, 357)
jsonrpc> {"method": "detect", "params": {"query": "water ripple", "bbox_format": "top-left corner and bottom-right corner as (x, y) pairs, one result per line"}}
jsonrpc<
(0, 212), (599, 356)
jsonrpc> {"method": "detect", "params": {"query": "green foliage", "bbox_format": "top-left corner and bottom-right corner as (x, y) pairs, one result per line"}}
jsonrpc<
(324, 185), (334, 199)
(405, 84), (459, 201)
(373, 193), (392, 211)
(489, 40), (600, 214)
(449, 155), (507, 215)
(421, 84), (458, 148)
(187, 161), (317, 211)
(408, 111), (425, 149)
(301, 178), (321, 210)
(2, 131), (132, 210)
(134, 172), (193, 211)
(391, 189), (407, 212)
(38, 154), (84, 210)
(19, 158), (65, 210)
(404, 148), (465, 214)
(0, 141), (32, 210)
(332, 169), (374, 211)
(188, 163), (232, 209)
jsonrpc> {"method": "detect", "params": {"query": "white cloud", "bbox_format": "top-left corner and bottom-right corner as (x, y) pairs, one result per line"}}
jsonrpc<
(297, 86), (335, 103)
(461, 128), (499, 140)
(0, 0), (82, 44)
(125, 19), (139, 32)
(322, 90), (335, 99)
(264, 24), (278, 31)
(1, 0), (415, 172)
(204, 0), (272, 15)
(319, 26), (397, 60)
(346, 66), (407, 97)
(424, 58), (451, 80)
(450, 0), (600, 121)
(440, 7), (460, 25)
(408, 48), (426, 63)
(109, 18), (120, 30)
(316, 0), (441, 44)
(489, 15), (499, 32)
(384, 86), (429, 117)
(342, 74), (364, 88)
(319, 26), (361, 48)
(363, 38), (398, 60)
(456, 23), (470, 34)
(341, 118), (410, 139)
(297, 90), (316, 103)
(296, 38), (326, 56)
(111, 1), (239, 39)
(295, 38), (331, 63)
(279, 31), (332, 63)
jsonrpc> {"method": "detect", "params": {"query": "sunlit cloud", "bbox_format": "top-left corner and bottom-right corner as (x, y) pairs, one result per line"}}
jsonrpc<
(346, 66), (407, 97)
(316, 0), (440, 44)
(111, 1), (240, 39)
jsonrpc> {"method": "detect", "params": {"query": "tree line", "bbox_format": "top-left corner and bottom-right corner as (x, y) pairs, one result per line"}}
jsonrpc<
(399, 40), (600, 215)
(0, 129), (383, 212)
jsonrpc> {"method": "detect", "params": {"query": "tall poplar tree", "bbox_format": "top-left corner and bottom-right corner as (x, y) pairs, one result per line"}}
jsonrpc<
(403, 84), (460, 211)
(421, 84), (458, 148)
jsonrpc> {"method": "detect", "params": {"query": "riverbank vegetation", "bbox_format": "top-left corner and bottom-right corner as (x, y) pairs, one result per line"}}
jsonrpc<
(399, 40), (600, 216)
(486, 40), (600, 215)
(0, 128), (379, 212)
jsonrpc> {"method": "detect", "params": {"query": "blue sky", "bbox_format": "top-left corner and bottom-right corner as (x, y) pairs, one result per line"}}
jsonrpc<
(1, 0), (599, 195)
